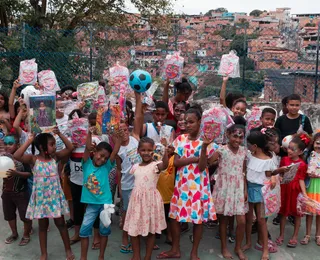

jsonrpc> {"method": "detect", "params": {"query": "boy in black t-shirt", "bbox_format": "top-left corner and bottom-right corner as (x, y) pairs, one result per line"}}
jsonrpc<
(251, 107), (277, 133)
(275, 94), (313, 141)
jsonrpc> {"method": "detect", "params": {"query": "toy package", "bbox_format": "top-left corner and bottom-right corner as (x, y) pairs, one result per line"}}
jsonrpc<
(246, 106), (262, 131)
(307, 151), (320, 177)
(38, 70), (60, 93)
(262, 178), (281, 217)
(77, 81), (99, 101)
(109, 64), (130, 96)
(68, 118), (89, 146)
(93, 86), (108, 111)
(200, 106), (234, 144)
(218, 50), (240, 78)
(153, 143), (166, 161)
(19, 59), (38, 85)
(297, 193), (320, 215)
(280, 163), (300, 184)
(162, 52), (184, 82)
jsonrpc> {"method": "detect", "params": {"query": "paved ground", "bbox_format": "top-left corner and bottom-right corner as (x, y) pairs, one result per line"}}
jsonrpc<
(0, 183), (319, 259)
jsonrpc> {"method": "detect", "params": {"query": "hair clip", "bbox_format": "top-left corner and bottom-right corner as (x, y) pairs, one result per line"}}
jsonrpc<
(260, 128), (267, 134)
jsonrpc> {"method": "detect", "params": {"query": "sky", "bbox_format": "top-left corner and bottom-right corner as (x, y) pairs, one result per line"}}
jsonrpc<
(126, 0), (320, 15)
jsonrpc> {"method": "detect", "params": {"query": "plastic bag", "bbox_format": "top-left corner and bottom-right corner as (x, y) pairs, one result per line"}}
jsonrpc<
(19, 59), (38, 85)
(218, 50), (240, 78)
(162, 52), (184, 82)
(38, 70), (60, 93)
(100, 204), (115, 228)
(77, 81), (99, 101)
(200, 106), (234, 144)
(262, 178), (281, 217)
(68, 118), (89, 146)
(101, 104), (122, 135)
(109, 64), (131, 96)
(297, 193), (320, 215)
(58, 100), (80, 116)
(246, 106), (262, 132)
(307, 151), (320, 177)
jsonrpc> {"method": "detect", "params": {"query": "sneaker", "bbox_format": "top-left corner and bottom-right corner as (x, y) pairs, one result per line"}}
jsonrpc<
(288, 216), (295, 226)
(273, 216), (280, 225)
(66, 219), (74, 230)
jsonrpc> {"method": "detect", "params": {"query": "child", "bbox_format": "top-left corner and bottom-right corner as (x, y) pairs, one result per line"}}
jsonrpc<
(275, 94), (313, 141)
(124, 137), (168, 260)
(176, 112), (186, 137)
(0, 90), (10, 155)
(275, 135), (309, 248)
(210, 124), (247, 260)
(232, 99), (247, 118)
(243, 131), (287, 260)
(251, 108), (277, 132)
(13, 129), (75, 260)
(157, 144), (176, 244)
(301, 132), (320, 246)
(141, 101), (175, 143)
(79, 127), (122, 260)
(2, 134), (32, 246)
(157, 108), (217, 260)
(173, 101), (188, 122)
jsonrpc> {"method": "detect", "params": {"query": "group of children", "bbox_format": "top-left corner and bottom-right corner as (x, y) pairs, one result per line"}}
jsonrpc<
(0, 75), (319, 260)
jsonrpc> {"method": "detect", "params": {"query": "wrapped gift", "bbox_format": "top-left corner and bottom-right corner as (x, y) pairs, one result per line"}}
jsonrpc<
(218, 50), (240, 78)
(200, 106), (234, 144)
(162, 52), (184, 82)
(77, 81), (99, 101)
(68, 118), (89, 146)
(262, 178), (281, 217)
(38, 70), (60, 93)
(297, 193), (320, 215)
(19, 59), (38, 85)
(109, 64), (131, 96)
(246, 106), (262, 131)
(281, 163), (300, 184)
(307, 151), (320, 177)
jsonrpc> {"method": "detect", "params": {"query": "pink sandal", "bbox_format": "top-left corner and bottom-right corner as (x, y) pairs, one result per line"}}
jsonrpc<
(254, 242), (277, 253)
(315, 236), (320, 246)
(300, 235), (311, 245)
(287, 239), (298, 248)
(275, 237), (284, 246)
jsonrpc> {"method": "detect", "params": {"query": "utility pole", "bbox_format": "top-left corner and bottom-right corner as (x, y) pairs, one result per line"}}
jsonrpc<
(242, 25), (247, 94)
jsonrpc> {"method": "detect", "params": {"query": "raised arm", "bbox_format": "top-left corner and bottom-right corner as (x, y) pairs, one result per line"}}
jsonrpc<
(116, 156), (122, 197)
(12, 106), (25, 137)
(162, 79), (170, 104)
(83, 128), (93, 162)
(220, 76), (228, 108)
(157, 148), (169, 172)
(109, 130), (123, 163)
(13, 134), (36, 165)
(9, 79), (21, 119)
(132, 92), (142, 141)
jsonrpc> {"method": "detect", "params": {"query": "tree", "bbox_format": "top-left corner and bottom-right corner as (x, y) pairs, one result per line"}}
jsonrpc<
(249, 9), (263, 17)
(214, 8), (228, 13)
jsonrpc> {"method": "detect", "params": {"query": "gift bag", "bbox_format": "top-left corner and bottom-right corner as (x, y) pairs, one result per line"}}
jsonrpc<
(100, 204), (115, 228)
(246, 106), (262, 132)
(218, 50), (240, 78)
(307, 151), (320, 177)
(19, 59), (38, 85)
(162, 52), (184, 82)
(93, 86), (108, 111)
(109, 64), (130, 96)
(200, 106), (234, 144)
(38, 70), (60, 93)
(68, 118), (89, 146)
(281, 163), (300, 184)
(77, 81), (99, 101)
(262, 178), (281, 217)
(297, 193), (320, 215)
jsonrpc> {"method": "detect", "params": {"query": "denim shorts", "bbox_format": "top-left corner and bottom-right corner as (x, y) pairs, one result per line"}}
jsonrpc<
(79, 204), (111, 238)
(122, 189), (132, 211)
(247, 182), (264, 203)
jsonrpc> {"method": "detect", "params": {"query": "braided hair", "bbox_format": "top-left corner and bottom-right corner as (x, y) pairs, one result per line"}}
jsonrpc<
(32, 133), (55, 155)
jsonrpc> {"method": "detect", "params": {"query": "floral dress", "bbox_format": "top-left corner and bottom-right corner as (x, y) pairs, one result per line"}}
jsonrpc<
(169, 134), (217, 224)
(26, 158), (69, 219)
(124, 162), (166, 237)
(212, 145), (247, 216)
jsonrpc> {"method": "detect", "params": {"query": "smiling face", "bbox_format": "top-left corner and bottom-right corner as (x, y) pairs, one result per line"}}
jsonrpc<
(43, 78), (56, 90)
(177, 113), (186, 131)
(138, 142), (154, 163)
(185, 113), (201, 137)
(287, 141), (303, 160)
(93, 149), (111, 167)
(261, 112), (276, 128)
(232, 101), (247, 117)
(22, 70), (35, 83)
(228, 129), (245, 149)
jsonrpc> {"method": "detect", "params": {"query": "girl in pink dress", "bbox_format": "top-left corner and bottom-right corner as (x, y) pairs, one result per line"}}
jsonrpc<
(157, 108), (218, 260)
(124, 137), (168, 260)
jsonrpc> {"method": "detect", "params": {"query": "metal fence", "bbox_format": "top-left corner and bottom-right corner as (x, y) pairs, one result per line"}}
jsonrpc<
(0, 22), (319, 102)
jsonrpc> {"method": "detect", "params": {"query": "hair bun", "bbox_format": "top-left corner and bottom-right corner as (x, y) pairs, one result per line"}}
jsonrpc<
(181, 77), (188, 83)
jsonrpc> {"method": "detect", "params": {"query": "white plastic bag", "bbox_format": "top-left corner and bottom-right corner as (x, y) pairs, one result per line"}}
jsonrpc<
(162, 52), (184, 82)
(100, 204), (115, 228)
(218, 50), (240, 78)
(19, 59), (38, 85)
(38, 70), (60, 93)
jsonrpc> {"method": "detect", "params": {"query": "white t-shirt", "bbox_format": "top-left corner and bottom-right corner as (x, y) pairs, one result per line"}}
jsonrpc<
(145, 123), (173, 143)
(246, 152), (276, 185)
(70, 136), (102, 186)
(118, 136), (141, 190)
(55, 115), (69, 152)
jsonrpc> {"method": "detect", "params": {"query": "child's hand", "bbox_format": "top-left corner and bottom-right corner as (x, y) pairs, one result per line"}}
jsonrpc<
(89, 142), (97, 152)
(271, 180), (276, 190)
(160, 137), (168, 147)
(34, 82), (40, 89)
(78, 101), (86, 110)
(52, 126), (61, 135)
(223, 76), (229, 82)
(6, 169), (19, 177)
(89, 126), (97, 134)
(13, 79), (22, 89)
(28, 132), (36, 142)
(202, 134), (214, 146)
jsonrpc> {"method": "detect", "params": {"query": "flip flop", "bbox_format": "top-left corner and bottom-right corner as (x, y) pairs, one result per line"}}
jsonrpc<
(5, 235), (19, 244)
(254, 242), (277, 253)
(287, 239), (298, 248)
(19, 237), (30, 246)
(70, 239), (80, 245)
(275, 237), (284, 246)
(92, 242), (100, 250)
(157, 252), (181, 259)
(120, 244), (133, 253)
(153, 244), (160, 250)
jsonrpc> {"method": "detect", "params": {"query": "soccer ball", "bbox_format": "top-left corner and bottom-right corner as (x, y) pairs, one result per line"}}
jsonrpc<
(129, 70), (152, 93)
(282, 135), (293, 149)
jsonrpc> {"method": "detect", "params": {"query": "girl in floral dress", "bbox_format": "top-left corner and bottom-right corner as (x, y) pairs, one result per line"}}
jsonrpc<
(157, 108), (218, 260)
(210, 124), (247, 260)
(14, 128), (75, 260)
(124, 137), (168, 260)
